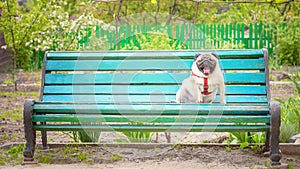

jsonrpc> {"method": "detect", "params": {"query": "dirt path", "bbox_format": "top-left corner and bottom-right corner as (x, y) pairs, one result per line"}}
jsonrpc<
(0, 160), (264, 169)
(1, 144), (300, 169)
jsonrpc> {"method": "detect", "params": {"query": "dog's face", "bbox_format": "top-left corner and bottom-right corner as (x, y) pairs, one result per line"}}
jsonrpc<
(194, 53), (218, 76)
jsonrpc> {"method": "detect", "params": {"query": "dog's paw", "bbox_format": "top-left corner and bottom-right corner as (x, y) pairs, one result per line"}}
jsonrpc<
(220, 100), (227, 104)
(198, 98), (203, 103)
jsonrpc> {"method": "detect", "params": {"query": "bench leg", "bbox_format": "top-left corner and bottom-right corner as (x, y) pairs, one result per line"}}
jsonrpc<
(23, 99), (36, 161)
(270, 101), (281, 166)
(263, 128), (270, 152)
(41, 125), (49, 149)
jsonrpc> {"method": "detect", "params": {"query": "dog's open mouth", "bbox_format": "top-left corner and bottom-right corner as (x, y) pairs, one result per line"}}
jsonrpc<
(203, 67), (210, 75)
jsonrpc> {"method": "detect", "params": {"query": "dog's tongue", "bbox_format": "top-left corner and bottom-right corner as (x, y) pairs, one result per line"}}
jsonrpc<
(204, 67), (210, 74)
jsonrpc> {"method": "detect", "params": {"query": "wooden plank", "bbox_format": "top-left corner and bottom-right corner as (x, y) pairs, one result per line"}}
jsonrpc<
(33, 103), (269, 115)
(46, 50), (264, 60)
(33, 114), (270, 123)
(43, 85), (267, 95)
(45, 58), (265, 71)
(41, 95), (268, 103)
(44, 72), (266, 85)
(33, 124), (270, 132)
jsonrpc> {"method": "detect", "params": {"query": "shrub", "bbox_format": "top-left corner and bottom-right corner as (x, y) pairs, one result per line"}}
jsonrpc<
(275, 71), (300, 142)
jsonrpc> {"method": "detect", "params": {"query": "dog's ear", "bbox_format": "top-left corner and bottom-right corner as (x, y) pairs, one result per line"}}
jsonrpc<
(211, 53), (219, 59)
(194, 53), (201, 61)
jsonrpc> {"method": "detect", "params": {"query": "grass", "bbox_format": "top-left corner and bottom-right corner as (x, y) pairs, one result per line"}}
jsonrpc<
(0, 108), (23, 122)
(33, 145), (101, 164)
(77, 152), (88, 161)
(38, 154), (52, 163)
(4, 78), (14, 85)
(114, 138), (129, 143)
(110, 154), (122, 161)
(0, 91), (39, 99)
(62, 146), (78, 158)
(0, 91), (39, 123)
(0, 145), (24, 166)
(288, 162), (293, 169)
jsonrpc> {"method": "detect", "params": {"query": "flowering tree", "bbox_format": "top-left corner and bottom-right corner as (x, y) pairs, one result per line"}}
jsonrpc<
(0, 0), (105, 88)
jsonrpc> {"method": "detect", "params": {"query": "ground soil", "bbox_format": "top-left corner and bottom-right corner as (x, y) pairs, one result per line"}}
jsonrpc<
(0, 70), (299, 169)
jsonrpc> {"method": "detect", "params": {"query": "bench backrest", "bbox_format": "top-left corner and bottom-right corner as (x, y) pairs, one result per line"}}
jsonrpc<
(41, 50), (270, 105)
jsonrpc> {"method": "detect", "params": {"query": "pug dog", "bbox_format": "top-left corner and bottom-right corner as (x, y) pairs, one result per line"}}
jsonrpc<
(175, 53), (226, 104)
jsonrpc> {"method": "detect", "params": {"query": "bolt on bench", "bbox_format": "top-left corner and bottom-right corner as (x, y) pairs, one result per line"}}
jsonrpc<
(23, 49), (282, 166)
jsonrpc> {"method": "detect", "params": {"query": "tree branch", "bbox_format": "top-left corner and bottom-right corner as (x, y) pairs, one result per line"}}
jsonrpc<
(154, 0), (160, 25)
(18, 7), (43, 47)
(65, 2), (93, 50)
(180, 1), (200, 49)
(115, 0), (123, 50)
(165, 0), (178, 25)
(140, 0), (156, 23)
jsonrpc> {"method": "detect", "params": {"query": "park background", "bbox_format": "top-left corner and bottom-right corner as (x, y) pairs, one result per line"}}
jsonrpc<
(0, 0), (299, 168)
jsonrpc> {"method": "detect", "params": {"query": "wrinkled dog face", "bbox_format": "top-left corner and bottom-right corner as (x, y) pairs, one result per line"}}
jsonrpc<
(194, 53), (218, 76)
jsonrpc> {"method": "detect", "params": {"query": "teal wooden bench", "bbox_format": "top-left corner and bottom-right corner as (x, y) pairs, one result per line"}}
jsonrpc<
(23, 49), (282, 166)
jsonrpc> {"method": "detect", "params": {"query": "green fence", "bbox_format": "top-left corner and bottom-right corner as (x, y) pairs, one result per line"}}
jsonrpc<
(82, 23), (277, 53)
(33, 23), (285, 70)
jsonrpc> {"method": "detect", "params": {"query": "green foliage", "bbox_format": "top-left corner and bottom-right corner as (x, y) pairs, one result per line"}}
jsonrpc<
(0, 145), (24, 166)
(4, 78), (14, 85)
(0, 0), (105, 71)
(119, 28), (182, 50)
(1, 0), (299, 70)
(121, 122), (153, 143)
(280, 122), (297, 143)
(0, 108), (22, 122)
(62, 146), (78, 158)
(113, 138), (129, 143)
(38, 154), (51, 163)
(77, 130), (101, 142)
(227, 131), (265, 150)
(275, 72), (300, 142)
(288, 162), (294, 169)
(72, 152), (87, 162)
(66, 129), (101, 143)
(204, 37), (245, 50)
(122, 130), (153, 143)
(218, 2), (300, 66)
(276, 22), (300, 66)
(110, 153), (122, 161)
(84, 35), (109, 50)
(225, 145), (232, 152)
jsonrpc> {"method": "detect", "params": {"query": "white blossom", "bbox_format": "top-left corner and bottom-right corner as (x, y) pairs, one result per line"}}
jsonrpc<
(1, 45), (7, 50)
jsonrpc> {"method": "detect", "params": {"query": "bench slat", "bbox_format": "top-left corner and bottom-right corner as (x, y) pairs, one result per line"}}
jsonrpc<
(33, 124), (270, 132)
(42, 95), (268, 103)
(33, 114), (270, 123)
(43, 85), (267, 95)
(45, 58), (265, 71)
(33, 103), (269, 115)
(44, 73), (266, 85)
(47, 50), (264, 60)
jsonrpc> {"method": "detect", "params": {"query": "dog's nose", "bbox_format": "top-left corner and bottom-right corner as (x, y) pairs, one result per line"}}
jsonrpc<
(202, 60), (210, 67)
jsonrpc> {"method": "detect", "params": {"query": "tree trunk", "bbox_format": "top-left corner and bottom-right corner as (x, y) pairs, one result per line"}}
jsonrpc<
(0, 33), (12, 73)
(0, 7), (12, 73)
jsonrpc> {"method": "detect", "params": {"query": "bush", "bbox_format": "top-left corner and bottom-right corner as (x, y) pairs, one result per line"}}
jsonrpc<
(276, 22), (300, 66)
(275, 72), (300, 142)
